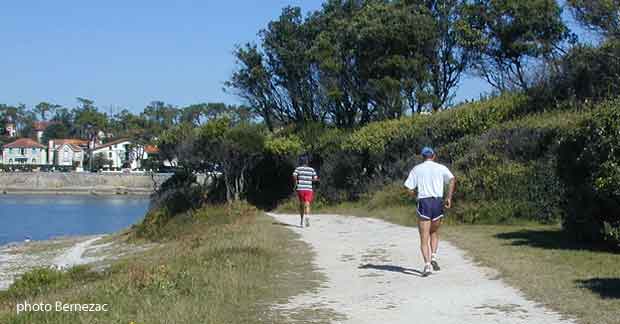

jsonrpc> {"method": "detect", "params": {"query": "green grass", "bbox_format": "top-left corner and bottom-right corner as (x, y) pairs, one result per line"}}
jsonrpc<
(443, 225), (620, 324)
(0, 204), (323, 324)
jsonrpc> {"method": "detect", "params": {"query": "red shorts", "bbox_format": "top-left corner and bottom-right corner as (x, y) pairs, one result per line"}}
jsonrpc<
(297, 190), (314, 203)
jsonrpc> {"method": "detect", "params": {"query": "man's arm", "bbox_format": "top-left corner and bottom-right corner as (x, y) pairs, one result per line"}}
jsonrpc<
(445, 177), (456, 208)
(404, 170), (417, 199)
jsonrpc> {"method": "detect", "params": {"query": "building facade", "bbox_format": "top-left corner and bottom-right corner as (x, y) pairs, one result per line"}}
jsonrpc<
(48, 139), (88, 170)
(2, 138), (48, 165)
(92, 139), (134, 169)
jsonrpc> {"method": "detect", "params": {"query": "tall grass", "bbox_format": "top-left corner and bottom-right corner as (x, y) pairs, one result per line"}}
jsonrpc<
(0, 203), (321, 324)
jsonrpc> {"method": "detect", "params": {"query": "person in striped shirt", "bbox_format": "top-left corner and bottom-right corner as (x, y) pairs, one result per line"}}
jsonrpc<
(292, 156), (319, 227)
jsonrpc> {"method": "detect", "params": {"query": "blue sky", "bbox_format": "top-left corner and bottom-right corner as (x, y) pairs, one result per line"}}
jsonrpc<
(0, 1), (596, 114)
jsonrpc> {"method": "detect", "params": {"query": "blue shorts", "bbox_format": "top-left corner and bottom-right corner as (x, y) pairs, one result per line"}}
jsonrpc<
(417, 197), (444, 221)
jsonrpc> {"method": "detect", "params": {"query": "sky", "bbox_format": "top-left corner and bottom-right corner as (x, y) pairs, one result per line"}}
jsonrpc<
(0, 1), (597, 114)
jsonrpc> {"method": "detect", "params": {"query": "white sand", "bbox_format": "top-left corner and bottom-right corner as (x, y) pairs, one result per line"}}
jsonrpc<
(269, 213), (575, 324)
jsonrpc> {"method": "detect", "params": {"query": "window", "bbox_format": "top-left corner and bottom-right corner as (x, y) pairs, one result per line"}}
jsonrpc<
(32, 148), (36, 153)
(63, 149), (71, 162)
(109, 152), (112, 159)
(20, 148), (25, 155)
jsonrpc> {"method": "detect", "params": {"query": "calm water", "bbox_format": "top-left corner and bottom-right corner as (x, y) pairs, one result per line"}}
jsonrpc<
(0, 195), (150, 246)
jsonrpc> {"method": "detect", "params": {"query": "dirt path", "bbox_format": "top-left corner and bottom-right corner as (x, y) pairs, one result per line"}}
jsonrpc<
(269, 213), (575, 324)
(53, 236), (104, 268)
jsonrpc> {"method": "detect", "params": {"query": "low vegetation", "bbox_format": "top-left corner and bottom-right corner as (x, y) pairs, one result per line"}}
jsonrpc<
(0, 203), (320, 324)
(443, 225), (620, 324)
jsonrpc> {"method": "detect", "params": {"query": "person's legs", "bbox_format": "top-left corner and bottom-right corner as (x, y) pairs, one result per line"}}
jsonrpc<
(297, 191), (305, 227)
(417, 218), (432, 265)
(304, 201), (311, 227)
(430, 219), (442, 271)
(430, 219), (442, 255)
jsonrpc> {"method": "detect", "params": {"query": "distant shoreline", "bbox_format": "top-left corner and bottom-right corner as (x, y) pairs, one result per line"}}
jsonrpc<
(0, 188), (152, 196)
(0, 172), (171, 196)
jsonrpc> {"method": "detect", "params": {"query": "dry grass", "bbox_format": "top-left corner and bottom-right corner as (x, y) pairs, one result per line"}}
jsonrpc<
(0, 205), (322, 324)
(442, 225), (620, 324)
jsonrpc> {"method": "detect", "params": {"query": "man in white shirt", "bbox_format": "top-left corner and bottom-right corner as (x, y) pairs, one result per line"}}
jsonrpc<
(404, 147), (456, 277)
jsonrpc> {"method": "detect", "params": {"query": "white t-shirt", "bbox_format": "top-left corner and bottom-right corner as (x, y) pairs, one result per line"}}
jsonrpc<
(404, 160), (454, 199)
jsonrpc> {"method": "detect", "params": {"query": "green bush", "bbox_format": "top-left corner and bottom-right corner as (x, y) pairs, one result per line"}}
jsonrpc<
(7, 265), (100, 299)
(558, 100), (620, 246)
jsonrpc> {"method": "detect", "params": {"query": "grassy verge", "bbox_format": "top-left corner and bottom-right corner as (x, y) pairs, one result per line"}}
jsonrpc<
(442, 225), (620, 324)
(286, 196), (620, 324)
(0, 204), (322, 324)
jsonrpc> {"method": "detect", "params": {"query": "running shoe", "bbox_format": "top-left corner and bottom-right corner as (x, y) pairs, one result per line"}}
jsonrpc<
(422, 264), (432, 277)
(305, 217), (310, 227)
(431, 259), (441, 271)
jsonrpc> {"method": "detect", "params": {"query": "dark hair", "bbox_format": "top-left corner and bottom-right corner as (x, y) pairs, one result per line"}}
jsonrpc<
(299, 155), (310, 165)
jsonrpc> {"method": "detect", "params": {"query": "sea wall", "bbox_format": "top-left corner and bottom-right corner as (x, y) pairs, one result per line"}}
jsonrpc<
(0, 172), (173, 195)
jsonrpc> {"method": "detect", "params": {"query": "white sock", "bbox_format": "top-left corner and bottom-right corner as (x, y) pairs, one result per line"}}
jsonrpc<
(431, 253), (437, 261)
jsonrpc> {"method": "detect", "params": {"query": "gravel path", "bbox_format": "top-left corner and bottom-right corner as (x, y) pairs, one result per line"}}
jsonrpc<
(269, 213), (575, 324)
(53, 236), (103, 268)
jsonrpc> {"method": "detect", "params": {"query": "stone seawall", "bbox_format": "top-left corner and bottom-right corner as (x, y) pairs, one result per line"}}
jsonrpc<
(0, 173), (173, 195)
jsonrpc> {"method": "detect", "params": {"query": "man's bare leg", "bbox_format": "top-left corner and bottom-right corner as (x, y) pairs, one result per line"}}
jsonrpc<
(418, 218), (432, 275)
(430, 219), (442, 271)
(299, 201), (305, 227)
(304, 202), (311, 227)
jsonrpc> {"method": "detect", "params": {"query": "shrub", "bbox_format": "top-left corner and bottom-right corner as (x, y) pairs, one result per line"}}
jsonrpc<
(558, 100), (620, 246)
(135, 171), (206, 239)
(7, 265), (100, 299)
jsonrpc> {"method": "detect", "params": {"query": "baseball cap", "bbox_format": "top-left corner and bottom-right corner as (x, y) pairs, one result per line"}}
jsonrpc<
(421, 147), (435, 157)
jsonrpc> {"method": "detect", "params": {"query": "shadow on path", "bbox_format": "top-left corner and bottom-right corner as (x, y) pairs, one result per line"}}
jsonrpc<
(576, 278), (620, 299)
(272, 221), (301, 229)
(359, 264), (424, 277)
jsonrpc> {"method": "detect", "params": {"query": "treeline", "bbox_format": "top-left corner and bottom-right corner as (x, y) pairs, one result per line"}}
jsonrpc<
(144, 0), (620, 247)
(0, 98), (252, 145)
(228, 0), (573, 129)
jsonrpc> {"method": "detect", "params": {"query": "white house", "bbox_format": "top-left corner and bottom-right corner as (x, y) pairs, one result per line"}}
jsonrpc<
(91, 139), (156, 170)
(48, 139), (88, 170)
(2, 138), (48, 165)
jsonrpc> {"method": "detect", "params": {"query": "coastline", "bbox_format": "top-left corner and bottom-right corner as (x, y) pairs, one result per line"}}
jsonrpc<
(0, 233), (156, 291)
(0, 235), (101, 290)
(0, 172), (172, 196)
(0, 188), (153, 196)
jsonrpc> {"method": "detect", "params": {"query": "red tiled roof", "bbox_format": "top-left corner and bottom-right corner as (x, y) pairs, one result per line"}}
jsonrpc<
(145, 145), (159, 154)
(3, 138), (46, 149)
(33, 121), (57, 131)
(52, 139), (89, 146)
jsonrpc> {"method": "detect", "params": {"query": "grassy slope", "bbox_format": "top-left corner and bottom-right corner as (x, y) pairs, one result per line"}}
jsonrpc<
(0, 208), (322, 324)
(443, 225), (620, 324)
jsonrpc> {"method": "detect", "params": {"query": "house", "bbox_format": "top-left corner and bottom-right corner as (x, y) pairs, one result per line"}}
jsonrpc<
(4, 116), (16, 137)
(91, 139), (140, 169)
(2, 138), (48, 165)
(48, 139), (89, 170)
(33, 121), (57, 143)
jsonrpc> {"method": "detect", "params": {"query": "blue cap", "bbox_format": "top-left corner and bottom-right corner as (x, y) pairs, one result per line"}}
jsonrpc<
(421, 147), (435, 157)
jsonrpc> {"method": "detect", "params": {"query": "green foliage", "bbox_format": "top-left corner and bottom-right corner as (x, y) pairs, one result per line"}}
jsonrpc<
(558, 100), (620, 245)
(567, 0), (620, 38)
(550, 40), (620, 102)
(7, 265), (100, 299)
(460, 0), (569, 90)
(41, 123), (70, 144)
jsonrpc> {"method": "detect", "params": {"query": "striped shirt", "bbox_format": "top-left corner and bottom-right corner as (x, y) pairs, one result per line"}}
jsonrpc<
(293, 166), (317, 191)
